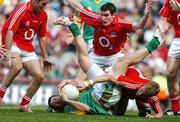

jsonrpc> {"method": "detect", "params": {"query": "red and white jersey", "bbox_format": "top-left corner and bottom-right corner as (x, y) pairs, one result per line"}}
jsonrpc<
(117, 68), (162, 113)
(80, 9), (134, 56)
(159, 0), (180, 37)
(2, 0), (47, 52)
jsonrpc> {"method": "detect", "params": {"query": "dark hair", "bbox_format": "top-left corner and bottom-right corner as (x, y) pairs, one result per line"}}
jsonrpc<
(47, 95), (64, 112)
(100, 3), (116, 15)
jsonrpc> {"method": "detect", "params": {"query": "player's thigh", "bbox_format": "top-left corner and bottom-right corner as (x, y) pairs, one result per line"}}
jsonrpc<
(167, 38), (180, 74)
(167, 56), (180, 75)
(23, 59), (43, 77)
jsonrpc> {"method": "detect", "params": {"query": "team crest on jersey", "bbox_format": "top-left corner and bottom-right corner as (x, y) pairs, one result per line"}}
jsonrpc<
(111, 32), (117, 37)
(25, 21), (30, 26)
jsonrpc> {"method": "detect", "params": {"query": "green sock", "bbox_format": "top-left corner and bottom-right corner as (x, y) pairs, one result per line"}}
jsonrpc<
(146, 37), (160, 53)
(69, 23), (80, 37)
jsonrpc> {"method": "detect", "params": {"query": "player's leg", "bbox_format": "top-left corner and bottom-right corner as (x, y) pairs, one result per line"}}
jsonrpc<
(167, 57), (180, 113)
(18, 57), (44, 112)
(165, 38), (180, 115)
(55, 16), (95, 73)
(0, 49), (22, 106)
(113, 36), (163, 77)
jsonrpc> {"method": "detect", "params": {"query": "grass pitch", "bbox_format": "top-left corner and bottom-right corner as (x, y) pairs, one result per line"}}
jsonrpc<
(0, 106), (180, 122)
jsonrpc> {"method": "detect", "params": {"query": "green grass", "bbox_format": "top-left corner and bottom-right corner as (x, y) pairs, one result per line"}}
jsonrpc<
(0, 106), (180, 122)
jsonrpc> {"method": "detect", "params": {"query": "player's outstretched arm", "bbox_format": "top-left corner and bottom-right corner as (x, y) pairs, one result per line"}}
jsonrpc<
(133, 0), (152, 31)
(66, 0), (84, 12)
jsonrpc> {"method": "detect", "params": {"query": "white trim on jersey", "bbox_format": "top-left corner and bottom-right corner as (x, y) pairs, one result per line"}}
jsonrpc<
(9, 3), (27, 30)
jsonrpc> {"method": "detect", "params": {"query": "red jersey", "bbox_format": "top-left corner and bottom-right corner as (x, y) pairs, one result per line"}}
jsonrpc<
(2, 0), (47, 52)
(80, 9), (134, 56)
(117, 68), (162, 113)
(159, 0), (180, 37)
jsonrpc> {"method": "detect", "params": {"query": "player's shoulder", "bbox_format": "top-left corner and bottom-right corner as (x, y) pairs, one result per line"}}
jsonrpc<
(115, 15), (132, 25)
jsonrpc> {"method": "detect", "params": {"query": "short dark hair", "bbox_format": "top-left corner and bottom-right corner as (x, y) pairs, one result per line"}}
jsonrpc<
(100, 3), (116, 15)
(48, 95), (64, 112)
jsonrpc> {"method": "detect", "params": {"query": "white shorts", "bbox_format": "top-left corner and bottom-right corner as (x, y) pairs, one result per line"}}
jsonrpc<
(89, 51), (124, 70)
(11, 45), (38, 63)
(168, 38), (180, 58)
(87, 39), (94, 53)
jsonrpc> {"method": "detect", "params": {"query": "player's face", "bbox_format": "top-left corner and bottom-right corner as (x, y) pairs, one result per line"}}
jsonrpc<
(101, 10), (114, 26)
(50, 96), (63, 109)
(33, 0), (49, 14)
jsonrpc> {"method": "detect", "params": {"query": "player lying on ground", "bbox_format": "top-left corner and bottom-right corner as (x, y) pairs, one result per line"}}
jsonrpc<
(49, 17), (164, 118)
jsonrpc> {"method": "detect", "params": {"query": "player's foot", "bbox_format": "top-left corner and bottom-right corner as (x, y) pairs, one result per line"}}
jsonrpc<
(54, 16), (75, 26)
(18, 104), (33, 113)
(164, 110), (180, 116)
(153, 24), (165, 47)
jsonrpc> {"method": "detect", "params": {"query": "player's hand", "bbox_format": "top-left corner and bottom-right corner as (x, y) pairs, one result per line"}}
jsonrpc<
(170, 0), (180, 11)
(145, 113), (162, 118)
(43, 59), (53, 71)
(71, 80), (89, 91)
(58, 85), (68, 102)
(58, 79), (74, 91)
(145, 113), (154, 118)
(145, 0), (152, 15)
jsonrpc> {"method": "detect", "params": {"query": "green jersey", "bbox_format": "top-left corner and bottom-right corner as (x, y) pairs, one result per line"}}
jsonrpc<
(80, 0), (113, 42)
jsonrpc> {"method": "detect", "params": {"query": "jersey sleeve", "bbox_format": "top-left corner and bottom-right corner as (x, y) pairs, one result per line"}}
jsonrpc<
(117, 75), (143, 90)
(147, 96), (162, 113)
(8, 3), (27, 33)
(37, 12), (47, 38)
(159, 0), (171, 18)
(80, 8), (102, 27)
(117, 16), (134, 33)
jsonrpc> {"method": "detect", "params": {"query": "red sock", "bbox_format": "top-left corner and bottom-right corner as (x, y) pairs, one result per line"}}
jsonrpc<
(170, 94), (180, 112)
(20, 96), (31, 106)
(0, 85), (7, 99)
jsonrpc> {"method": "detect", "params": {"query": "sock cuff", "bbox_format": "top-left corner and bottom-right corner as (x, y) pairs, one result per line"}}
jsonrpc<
(0, 85), (7, 92)
(23, 96), (32, 101)
(69, 23), (80, 37)
(170, 94), (179, 100)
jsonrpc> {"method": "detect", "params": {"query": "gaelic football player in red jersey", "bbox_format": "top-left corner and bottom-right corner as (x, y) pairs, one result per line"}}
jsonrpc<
(55, 0), (153, 69)
(0, 0), (52, 112)
(155, 0), (180, 115)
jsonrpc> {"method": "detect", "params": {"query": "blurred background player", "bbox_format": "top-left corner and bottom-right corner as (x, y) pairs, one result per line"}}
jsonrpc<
(0, 0), (52, 112)
(156, 0), (180, 115)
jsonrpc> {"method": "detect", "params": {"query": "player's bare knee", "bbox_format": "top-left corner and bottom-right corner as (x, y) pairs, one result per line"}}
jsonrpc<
(12, 63), (23, 72)
(34, 73), (44, 83)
